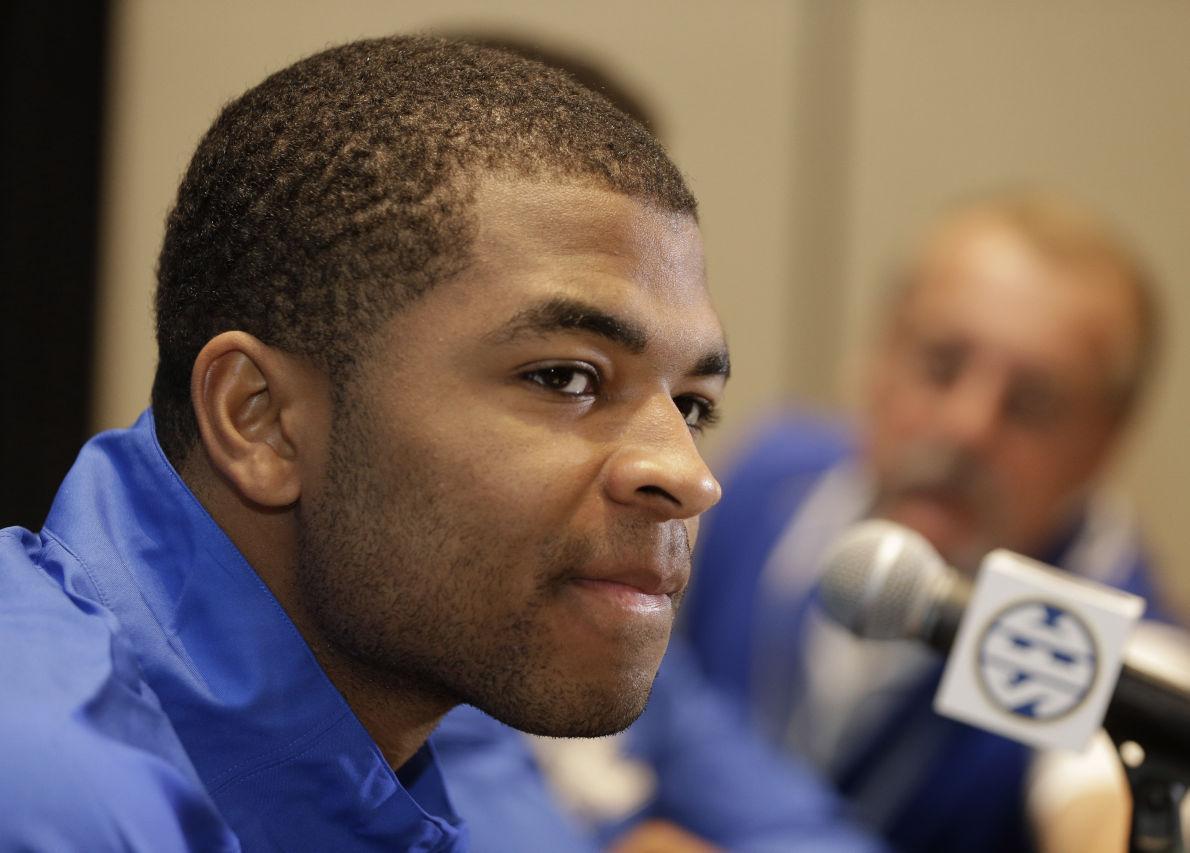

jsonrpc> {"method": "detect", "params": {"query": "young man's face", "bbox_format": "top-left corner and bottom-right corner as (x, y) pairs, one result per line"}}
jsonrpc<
(296, 178), (727, 737)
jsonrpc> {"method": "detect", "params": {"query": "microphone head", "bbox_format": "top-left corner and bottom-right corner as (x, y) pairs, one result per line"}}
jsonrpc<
(819, 519), (949, 640)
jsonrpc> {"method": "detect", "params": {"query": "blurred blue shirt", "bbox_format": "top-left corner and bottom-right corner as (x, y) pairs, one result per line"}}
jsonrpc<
(684, 410), (1163, 853)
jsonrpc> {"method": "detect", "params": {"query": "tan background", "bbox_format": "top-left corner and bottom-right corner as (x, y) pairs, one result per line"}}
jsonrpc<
(93, 0), (1190, 617)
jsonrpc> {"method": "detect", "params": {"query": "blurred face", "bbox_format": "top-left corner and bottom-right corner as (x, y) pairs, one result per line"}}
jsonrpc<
(296, 178), (727, 737)
(865, 217), (1136, 570)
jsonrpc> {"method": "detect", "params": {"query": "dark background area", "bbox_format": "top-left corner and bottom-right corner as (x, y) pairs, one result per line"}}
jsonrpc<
(2, 2), (109, 529)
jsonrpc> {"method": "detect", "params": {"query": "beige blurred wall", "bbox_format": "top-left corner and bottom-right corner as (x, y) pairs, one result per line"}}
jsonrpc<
(92, 0), (800, 453)
(835, 2), (1190, 616)
(94, 0), (1190, 613)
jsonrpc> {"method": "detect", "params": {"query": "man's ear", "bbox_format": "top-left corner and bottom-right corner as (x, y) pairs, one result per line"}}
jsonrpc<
(190, 331), (325, 508)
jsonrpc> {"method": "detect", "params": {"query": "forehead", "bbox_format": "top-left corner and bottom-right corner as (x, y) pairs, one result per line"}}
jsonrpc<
(894, 218), (1138, 384)
(473, 177), (705, 288)
(441, 176), (720, 343)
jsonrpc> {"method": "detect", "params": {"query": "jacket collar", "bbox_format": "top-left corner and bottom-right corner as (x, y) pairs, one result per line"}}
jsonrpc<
(44, 410), (463, 850)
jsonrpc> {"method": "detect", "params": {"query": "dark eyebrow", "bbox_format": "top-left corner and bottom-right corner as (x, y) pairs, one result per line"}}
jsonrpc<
(487, 298), (648, 354)
(488, 296), (730, 380)
(694, 349), (731, 380)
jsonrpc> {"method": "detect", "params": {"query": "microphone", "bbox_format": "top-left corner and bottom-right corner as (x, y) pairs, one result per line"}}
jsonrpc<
(816, 519), (969, 652)
(818, 519), (1190, 766)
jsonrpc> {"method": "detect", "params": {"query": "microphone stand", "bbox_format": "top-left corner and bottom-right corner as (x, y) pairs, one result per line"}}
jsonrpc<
(1120, 752), (1186, 853)
(1104, 664), (1189, 853)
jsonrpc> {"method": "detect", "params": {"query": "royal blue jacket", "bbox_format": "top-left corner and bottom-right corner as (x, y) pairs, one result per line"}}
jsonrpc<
(0, 412), (465, 851)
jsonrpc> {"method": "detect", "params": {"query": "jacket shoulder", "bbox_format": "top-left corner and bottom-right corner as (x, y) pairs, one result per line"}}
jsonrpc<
(0, 528), (237, 851)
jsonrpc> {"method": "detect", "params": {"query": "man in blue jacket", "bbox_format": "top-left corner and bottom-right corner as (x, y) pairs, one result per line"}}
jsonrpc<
(0, 35), (731, 850)
(685, 192), (1164, 853)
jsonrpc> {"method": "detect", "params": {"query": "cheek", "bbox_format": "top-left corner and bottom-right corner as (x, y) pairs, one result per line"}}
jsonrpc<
(440, 429), (607, 525)
(993, 445), (1052, 507)
(993, 434), (1095, 516)
(869, 361), (934, 435)
(865, 386), (924, 470)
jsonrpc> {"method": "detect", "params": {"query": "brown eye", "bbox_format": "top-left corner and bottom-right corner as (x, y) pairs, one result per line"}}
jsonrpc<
(1004, 380), (1063, 427)
(919, 342), (964, 387)
(523, 365), (598, 396)
(674, 396), (718, 432)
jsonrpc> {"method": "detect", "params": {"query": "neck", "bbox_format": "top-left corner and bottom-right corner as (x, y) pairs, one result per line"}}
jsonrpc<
(185, 457), (452, 770)
(310, 641), (455, 769)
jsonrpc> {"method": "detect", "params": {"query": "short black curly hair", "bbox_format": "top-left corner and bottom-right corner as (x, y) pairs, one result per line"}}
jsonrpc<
(151, 35), (697, 463)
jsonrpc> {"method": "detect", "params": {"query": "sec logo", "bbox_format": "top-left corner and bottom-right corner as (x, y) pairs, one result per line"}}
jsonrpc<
(976, 601), (1098, 721)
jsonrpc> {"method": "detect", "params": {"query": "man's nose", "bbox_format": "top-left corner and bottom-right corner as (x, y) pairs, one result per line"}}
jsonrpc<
(602, 397), (722, 521)
(935, 374), (1003, 451)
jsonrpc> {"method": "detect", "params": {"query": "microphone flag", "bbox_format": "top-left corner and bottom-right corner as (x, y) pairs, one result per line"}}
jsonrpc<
(934, 549), (1145, 751)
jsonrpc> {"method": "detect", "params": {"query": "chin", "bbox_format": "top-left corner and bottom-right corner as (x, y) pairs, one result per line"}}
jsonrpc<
(478, 662), (658, 739)
(524, 686), (653, 739)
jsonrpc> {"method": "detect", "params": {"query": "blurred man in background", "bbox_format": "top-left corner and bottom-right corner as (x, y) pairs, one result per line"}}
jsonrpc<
(684, 191), (1166, 853)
